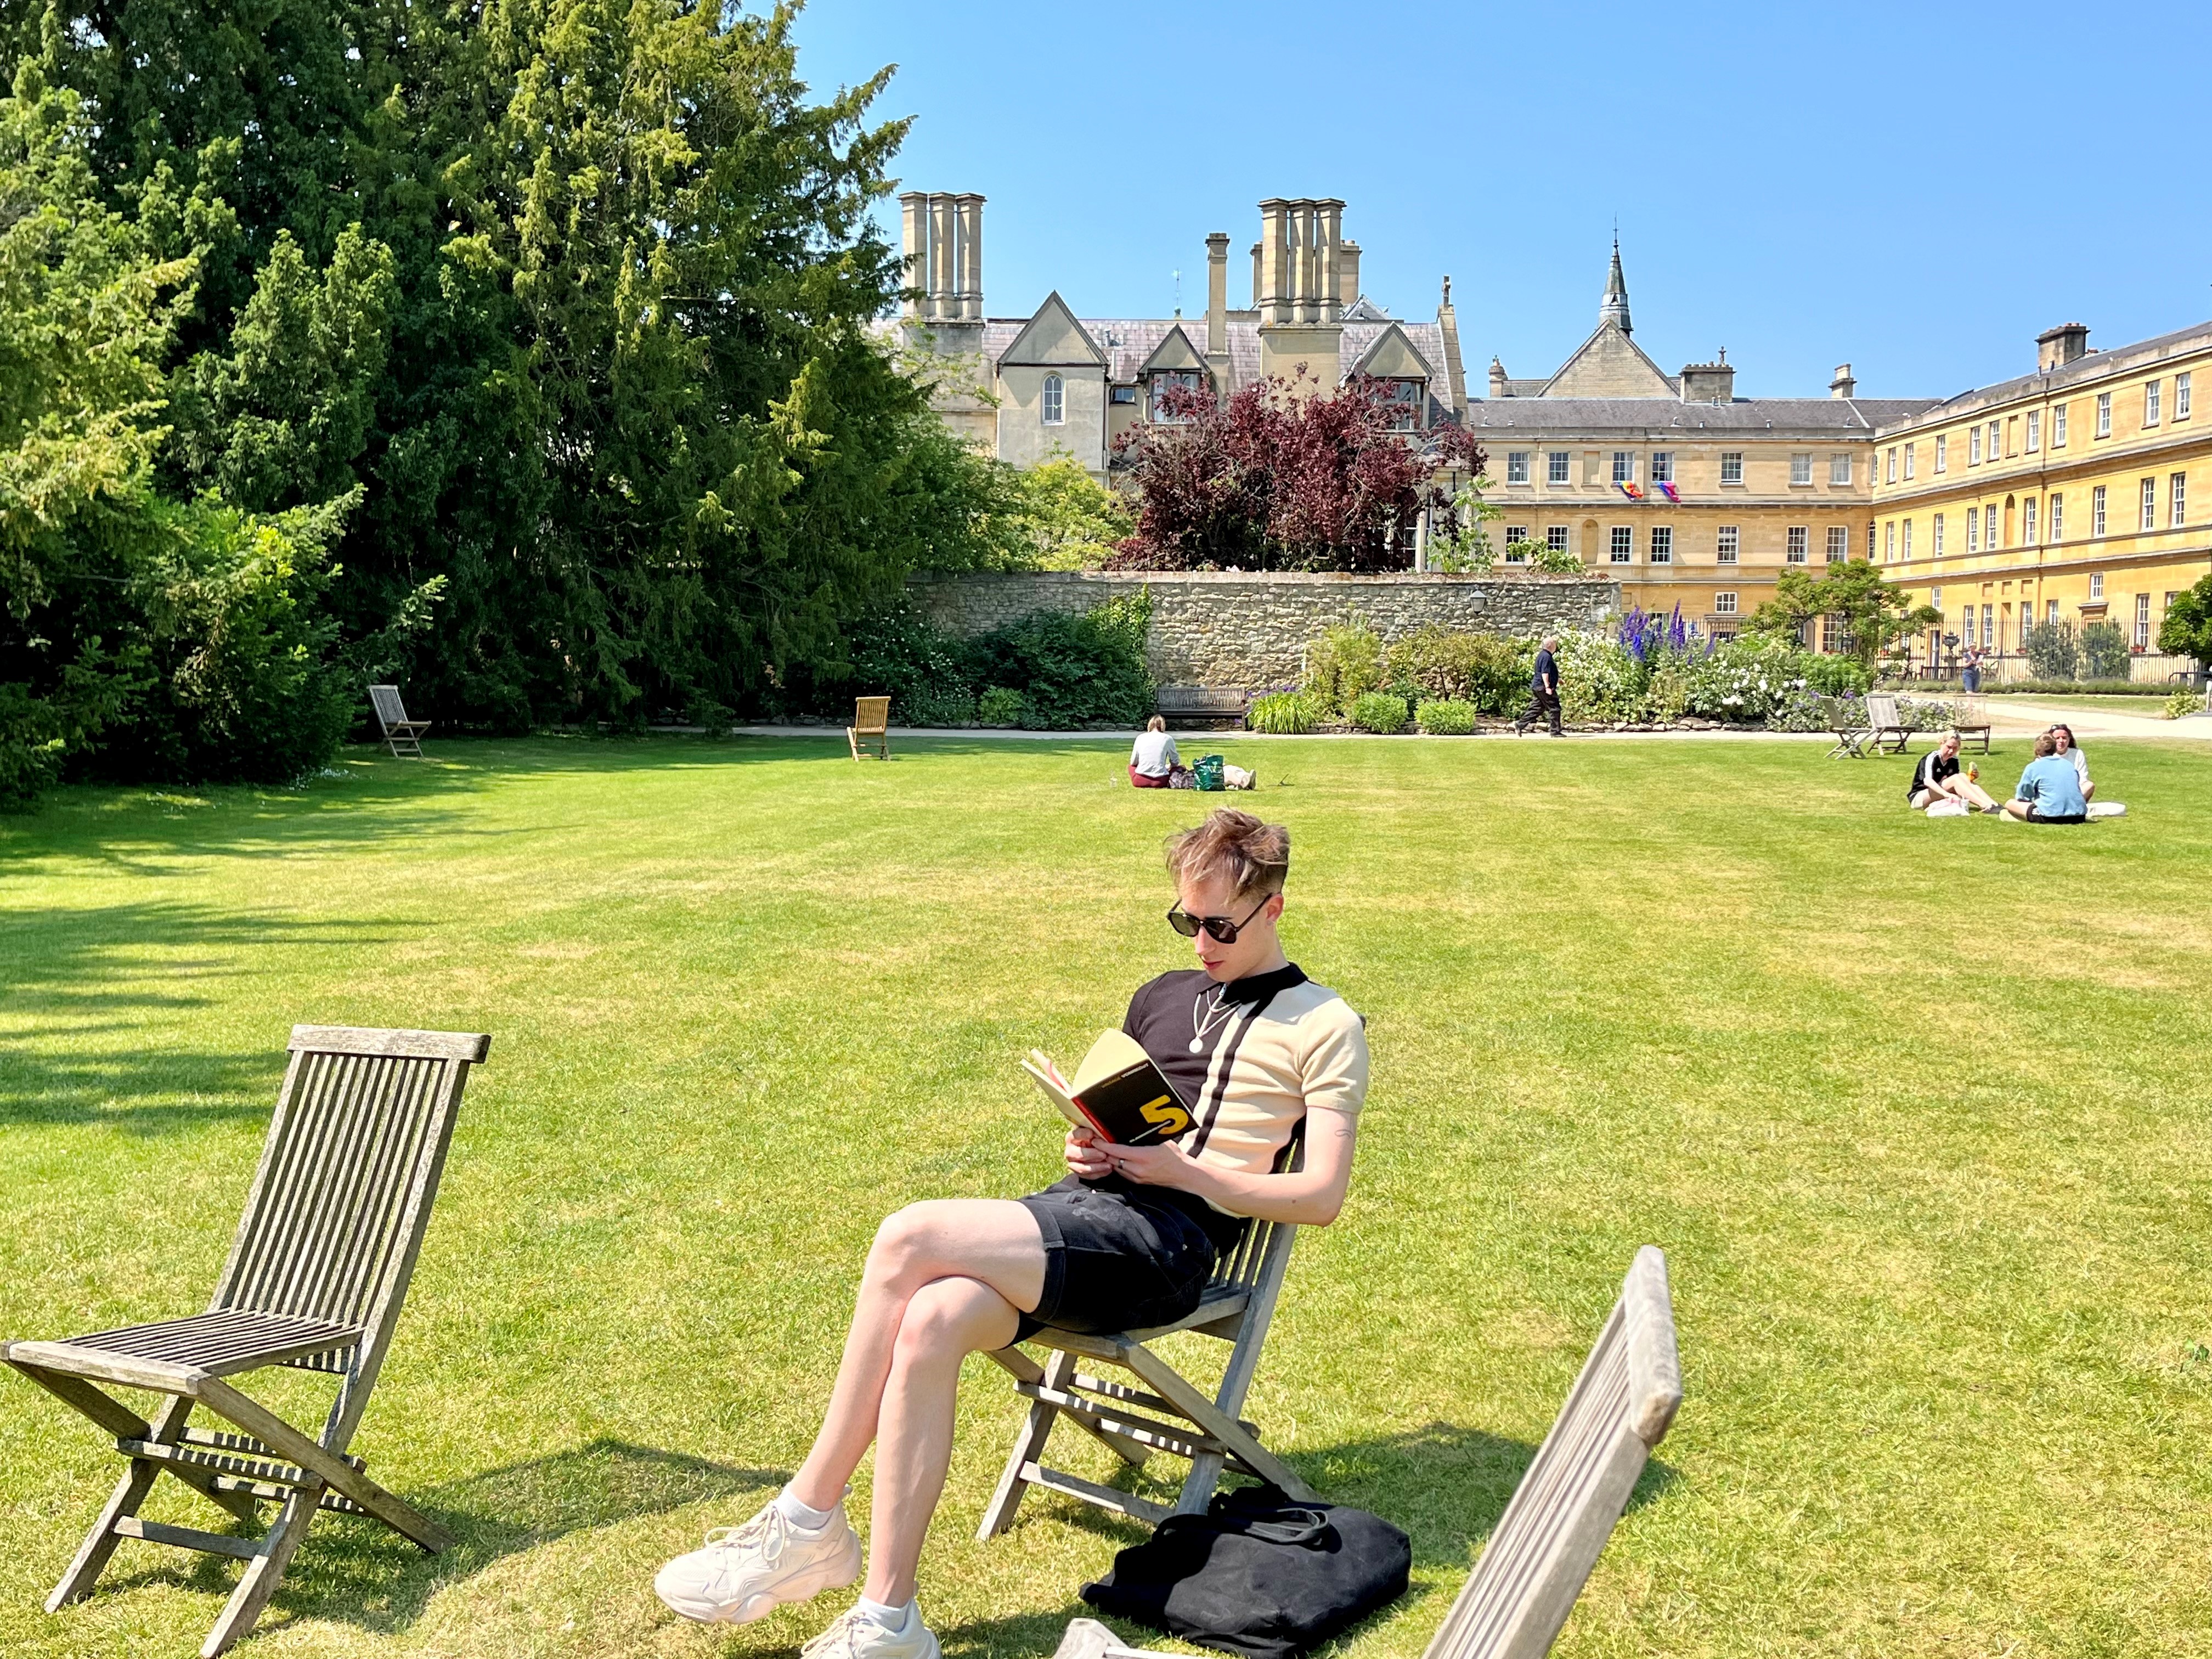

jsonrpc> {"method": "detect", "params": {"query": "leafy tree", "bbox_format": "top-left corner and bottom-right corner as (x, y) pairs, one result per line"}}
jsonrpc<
(1742, 560), (1937, 673)
(2157, 573), (2212, 668)
(2079, 619), (2130, 680)
(2020, 618), (2079, 680)
(1005, 453), (1133, 568)
(1109, 373), (1482, 572)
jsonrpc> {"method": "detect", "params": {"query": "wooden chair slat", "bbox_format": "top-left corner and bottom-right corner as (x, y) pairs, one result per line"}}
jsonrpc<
(2, 1023), (488, 1655)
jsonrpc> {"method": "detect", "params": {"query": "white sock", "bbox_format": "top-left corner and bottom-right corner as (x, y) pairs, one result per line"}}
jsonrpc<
(855, 1595), (915, 1631)
(774, 1488), (837, 1531)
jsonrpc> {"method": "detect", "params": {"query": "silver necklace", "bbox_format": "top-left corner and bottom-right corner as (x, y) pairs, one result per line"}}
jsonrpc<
(1190, 985), (1237, 1053)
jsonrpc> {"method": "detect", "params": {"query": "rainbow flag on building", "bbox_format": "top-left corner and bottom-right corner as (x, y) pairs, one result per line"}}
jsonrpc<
(1617, 482), (1643, 500)
(1658, 481), (1679, 503)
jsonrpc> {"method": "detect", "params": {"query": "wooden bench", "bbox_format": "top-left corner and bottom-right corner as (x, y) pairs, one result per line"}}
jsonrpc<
(1154, 686), (1249, 730)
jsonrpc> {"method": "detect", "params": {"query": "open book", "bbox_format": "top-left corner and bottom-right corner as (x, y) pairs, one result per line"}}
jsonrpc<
(1023, 1030), (1196, 1146)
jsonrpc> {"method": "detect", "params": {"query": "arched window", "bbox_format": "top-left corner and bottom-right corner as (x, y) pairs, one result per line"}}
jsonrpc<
(1041, 374), (1064, 425)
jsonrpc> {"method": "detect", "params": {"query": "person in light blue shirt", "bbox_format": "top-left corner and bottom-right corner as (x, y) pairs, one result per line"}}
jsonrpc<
(2002, 734), (2089, 822)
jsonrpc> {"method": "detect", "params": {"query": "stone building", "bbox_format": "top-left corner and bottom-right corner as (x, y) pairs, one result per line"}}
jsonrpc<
(1867, 320), (2212, 678)
(1472, 242), (1937, 634)
(893, 193), (1466, 478)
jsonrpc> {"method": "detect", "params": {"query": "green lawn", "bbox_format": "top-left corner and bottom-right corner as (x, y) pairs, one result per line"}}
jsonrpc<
(3, 735), (2210, 1659)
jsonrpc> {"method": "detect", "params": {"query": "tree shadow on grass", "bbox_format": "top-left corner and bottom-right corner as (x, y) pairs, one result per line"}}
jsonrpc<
(0, 902), (407, 1132)
(81, 1437), (786, 1642)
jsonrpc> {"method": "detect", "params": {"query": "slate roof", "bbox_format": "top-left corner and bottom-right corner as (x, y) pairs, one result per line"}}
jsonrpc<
(1873, 318), (2212, 432)
(1463, 396), (1940, 435)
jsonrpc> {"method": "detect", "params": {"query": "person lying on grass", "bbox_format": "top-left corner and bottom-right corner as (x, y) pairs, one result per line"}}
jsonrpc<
(1908, 732), (2002, 814)
(653, 807), (1370, 1659)
(2002, 733), (2090, 823)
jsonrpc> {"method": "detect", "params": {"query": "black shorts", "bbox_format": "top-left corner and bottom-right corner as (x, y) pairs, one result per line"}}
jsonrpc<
(2027, 810), (2087, 824)
(1015, 1177), (1236, 1344)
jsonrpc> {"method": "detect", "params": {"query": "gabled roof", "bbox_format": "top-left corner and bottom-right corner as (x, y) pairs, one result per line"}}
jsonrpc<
(997, 291), (1105, 369)
(1541, 321), (1677, 398)
(1342, 295), (1393, 321)
(1345, 321), (1436, 383)
(1138, 324), (1207, 376)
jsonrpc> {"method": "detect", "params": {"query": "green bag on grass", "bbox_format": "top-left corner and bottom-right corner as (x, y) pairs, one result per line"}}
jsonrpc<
(1192, 754), (1226, 792)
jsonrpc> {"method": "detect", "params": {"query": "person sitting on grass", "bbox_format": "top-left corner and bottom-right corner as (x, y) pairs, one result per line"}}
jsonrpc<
(2048, 723), (2095, 801)
(1908, 732), (2002, 814)
(2001, 733), (2090, 823)
(652, 808), (1369, 1659)
(1129, 714), (1183, 789)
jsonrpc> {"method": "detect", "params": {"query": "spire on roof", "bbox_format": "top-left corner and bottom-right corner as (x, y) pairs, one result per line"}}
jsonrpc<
(1600, 235), (1631, 335)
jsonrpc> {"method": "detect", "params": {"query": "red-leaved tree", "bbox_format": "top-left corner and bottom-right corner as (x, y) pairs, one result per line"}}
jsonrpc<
(1107, 371), (1483, 572)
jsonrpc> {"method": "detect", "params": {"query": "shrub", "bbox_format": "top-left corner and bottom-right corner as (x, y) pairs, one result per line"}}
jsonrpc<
(1685, 637), (1802, 723)
(1304, 619), (1384, 714)
(843, 606), (979, 726)
(1385, 627), (1529, 713)
(1554, 631), (1640, 723)
(2021, 619), (2079, 680)
(975, 686), (1024, 726)
(2080, 619), (2131, 679)
(965, 600), (1155, 729)
(1248, 691), (1324, 734)
(1415, 698), (1476, 735)
(2165, 689), (2204, 720)
(1802, 653), (1874, 697)
(1645, 660), (1692, 722)
(1349, 691), (1408, 733)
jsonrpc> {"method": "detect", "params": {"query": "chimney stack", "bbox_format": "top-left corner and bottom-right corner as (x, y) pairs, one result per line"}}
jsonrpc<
(1829, 363), (1856, 399)
(1339, 240), (1362, 307)
(955, 194), (984, 320)
(898, 192), (985, 331)
(2036, 322), (2089, 372)
(1680, 354), (1735, 404)
(1489, 356), (1509, 398)
(899, 192), (929, 318)
(1205, 232), (1229, 358)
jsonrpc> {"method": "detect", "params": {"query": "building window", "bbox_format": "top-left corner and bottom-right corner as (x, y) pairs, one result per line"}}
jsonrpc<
(1714, 591), (1738, 614)
(1506, 451), (1530, 484)
(1933, 437), (1946, 474)
(1822, 613), (1845, 653)
(1649, 526), (1673, 563)
(1716, 524), (1739, 563)
(1981, 607), (1994, 649)
(1966, 506), (1979, 551)
(1148, 370), (1203, 421)
(1883, 522), (1895, 560)
(1901, 519), (1914, 559)
(2025, 410), (2040, 452)
(2092, 485), (2107, 535)
(1932, 513), (1945, 556)
(1610, 526), (1633, 563)
(2174, 471), (2188, 527)
(2022, 496), (2037, 544)
(2140, 476), (2157, 530)
(1787, 525), (1809, 563)
(1110, 385), (1138, 405)
(1987, 419), (2001, 458)
(1503, 526), (1529, 562)
(1720, 451), (1743, 484)
(2179, 372), (2193, 419)
(1546, 524), (1571, 555)
(2089, 572), (2104, 600)
(1903, 443), (1916, 481)
(2047, 597), (2058, 625)
(1650, 451), (1674, 484)
(2136, 592), (2152, 647)
(1384, 380), (1422, 430)
(1612, 452), (1635, 484)
(1969, 427), (1982, 465)
(1042, 374), (1064, 425)
(1824, 453), (1848, 486)
(1883, 448), (1896, 483)
(1827, 526), (1849, 562)
(2053, 403), (2068, 446)
(2096, 391), (2112, 436)
(2049, 493), (2063, 540)
(2146, 380), (2162, 426)
(1548, 450), (1571, 484)
(1867, 522), (1877, 558)
(1792, 453), (1813, 486)
(1988, 502), (2002, 549)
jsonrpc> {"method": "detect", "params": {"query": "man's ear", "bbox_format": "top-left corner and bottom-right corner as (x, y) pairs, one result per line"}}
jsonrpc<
(1264, 891), (1285, 922)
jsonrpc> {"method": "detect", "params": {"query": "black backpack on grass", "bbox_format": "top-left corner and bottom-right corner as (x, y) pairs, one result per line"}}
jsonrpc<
(1080, 1485), (1410, 1659)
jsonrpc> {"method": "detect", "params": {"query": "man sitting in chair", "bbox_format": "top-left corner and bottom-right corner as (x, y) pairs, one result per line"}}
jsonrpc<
(654, 808), (1369, 1659)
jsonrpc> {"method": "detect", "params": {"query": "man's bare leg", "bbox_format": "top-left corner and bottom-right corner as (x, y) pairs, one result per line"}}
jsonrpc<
(864, 1276), (1020, 1604)
(788, 1199), (1045, 1513)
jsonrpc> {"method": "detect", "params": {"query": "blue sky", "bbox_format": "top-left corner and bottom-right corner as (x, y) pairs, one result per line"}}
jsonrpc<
(786, 0), (2212, 403)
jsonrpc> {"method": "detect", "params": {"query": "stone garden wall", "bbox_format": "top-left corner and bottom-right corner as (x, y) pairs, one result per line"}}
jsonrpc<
(905, 571), (1621, 688)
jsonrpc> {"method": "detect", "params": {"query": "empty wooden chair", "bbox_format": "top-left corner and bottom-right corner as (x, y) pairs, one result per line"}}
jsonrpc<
(1951, 693), (1993, 753)
(849, 695), (891, 760)
(1825, 699), (1875, 759)
(3, 1025), (490, 1657)
(369, 685), (432, 758)
(1865, 693), (1915, 754)
(979, 1148), (1311, 1536)
(1046, 1246), (1680, 1659)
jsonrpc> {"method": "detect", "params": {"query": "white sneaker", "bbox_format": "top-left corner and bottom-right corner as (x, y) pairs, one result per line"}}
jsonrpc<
(654, 1500), (862, 1624)
(803, 1604), (942, 1659)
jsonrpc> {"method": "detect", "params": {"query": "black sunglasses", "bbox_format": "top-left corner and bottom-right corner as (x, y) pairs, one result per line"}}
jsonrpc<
(1166, 895), (1272, 944)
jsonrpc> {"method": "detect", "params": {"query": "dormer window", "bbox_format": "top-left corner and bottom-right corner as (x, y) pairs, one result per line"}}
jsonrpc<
(1148, 370), (1205, 423)
(1042, 374), (1064, 425)
(1382, 379), (1424, 431)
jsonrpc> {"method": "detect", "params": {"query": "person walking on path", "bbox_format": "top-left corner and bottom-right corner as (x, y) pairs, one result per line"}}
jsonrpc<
(1514, 636), (1564, 737)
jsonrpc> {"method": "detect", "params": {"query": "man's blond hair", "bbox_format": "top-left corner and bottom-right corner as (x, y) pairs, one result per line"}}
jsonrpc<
(1165, 809), (1290, 900)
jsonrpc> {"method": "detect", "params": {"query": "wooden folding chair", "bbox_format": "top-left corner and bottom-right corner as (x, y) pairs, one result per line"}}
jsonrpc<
(1951, 693), (1992, 753)
(1865, 693), (1915, 755)
(978, 1145), (1312, 1535)
(849, 696), (891, 760)
(369, 685), (432, 758)
(3, 1025), (490, 1657)
(1048, 1246), (1681, 1659)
